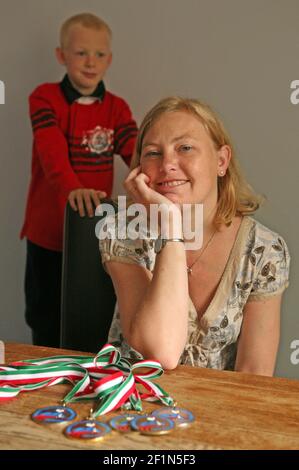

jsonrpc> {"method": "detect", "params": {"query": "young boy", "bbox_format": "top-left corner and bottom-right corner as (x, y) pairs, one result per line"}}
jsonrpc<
(20, 13), (138, 347)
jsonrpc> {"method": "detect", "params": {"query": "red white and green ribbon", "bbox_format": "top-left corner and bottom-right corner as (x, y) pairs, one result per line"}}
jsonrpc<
(0, 343), (174, 414)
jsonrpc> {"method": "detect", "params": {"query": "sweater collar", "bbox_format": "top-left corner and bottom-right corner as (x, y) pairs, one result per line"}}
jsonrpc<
(60, 74), (106, 104)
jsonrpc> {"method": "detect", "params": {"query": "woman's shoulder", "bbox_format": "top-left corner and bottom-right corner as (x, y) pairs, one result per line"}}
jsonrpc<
(97, 209), (156, 271)
(243, 216), (290, 279)
(245, 216), (289, 251)
(242, 217), (290, 299)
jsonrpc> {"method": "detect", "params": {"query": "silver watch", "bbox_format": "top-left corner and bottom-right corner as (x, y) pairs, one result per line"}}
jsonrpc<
(154, 237), (184, 254)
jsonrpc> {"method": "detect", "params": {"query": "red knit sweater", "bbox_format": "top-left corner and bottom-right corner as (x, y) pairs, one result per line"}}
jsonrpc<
(20, 78), (137, 251)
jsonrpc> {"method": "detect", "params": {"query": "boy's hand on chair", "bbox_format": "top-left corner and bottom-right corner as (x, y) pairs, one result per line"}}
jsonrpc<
(68, 188), (107, 217)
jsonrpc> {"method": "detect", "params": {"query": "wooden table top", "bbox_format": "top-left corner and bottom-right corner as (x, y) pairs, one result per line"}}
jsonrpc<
(0, 342), (299, 450)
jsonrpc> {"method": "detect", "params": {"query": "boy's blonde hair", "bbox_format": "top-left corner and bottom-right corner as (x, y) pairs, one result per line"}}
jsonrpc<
(131, 96), (262, 228)
(60, 13), (112, 48)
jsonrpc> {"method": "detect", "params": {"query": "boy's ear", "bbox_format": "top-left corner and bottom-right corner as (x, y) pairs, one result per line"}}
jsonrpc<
(107, 52), (113, 67)
(55, 47), (66, 65)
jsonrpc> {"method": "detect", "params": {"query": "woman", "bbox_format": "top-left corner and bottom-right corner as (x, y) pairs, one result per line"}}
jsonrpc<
(99, 97), (290, 375)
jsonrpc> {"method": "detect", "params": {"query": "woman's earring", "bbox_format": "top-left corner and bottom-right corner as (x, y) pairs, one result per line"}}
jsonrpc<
(219, 170), (225, 176)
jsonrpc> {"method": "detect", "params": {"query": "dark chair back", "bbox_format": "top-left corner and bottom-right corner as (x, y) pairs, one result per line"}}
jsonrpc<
(60, 200), (117, 352)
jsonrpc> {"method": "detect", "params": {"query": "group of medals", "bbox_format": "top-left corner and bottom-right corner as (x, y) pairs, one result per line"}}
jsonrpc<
(1, 343), (195, 441)
(31, 404), (195, 441)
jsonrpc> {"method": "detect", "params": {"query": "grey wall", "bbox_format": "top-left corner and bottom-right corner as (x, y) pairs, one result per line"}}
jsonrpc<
(0, 0), (298, 378)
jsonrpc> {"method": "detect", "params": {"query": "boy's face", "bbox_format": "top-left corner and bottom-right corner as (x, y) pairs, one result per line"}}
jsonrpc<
(56, 24), (112, 95)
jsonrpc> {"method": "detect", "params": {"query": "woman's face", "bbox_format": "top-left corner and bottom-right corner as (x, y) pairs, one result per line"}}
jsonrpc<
(140, 110), (229, 211)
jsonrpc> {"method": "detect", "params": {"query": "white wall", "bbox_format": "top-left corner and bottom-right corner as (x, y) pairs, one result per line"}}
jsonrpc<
(0, 0), (298, 378)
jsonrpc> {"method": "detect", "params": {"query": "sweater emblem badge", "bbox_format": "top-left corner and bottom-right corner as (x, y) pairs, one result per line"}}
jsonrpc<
(82, 126), (114, 154)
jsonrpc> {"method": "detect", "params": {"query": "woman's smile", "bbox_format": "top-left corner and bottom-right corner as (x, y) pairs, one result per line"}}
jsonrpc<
(156, 179), (190, 192)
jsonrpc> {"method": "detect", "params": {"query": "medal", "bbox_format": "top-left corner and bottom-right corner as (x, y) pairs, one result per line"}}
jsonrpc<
(64, 419), (111, 441)
(130, 415), (174, 435)
(151, 406), (195, 427)
(109, 413), (141, 433)
(31, 404), (77, 424)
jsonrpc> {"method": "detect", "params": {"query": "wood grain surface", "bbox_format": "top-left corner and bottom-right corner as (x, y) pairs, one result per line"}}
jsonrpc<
(1, 342), (299, 450)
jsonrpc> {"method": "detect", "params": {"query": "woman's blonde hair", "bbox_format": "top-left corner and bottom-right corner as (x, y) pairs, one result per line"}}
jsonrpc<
(131, 96), (262, 227)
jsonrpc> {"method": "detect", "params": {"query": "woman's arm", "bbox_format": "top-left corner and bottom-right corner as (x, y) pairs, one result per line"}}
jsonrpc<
(106, 239), (189, 370)
(104, 166), (190, 368)
(234, 294), (282, 376)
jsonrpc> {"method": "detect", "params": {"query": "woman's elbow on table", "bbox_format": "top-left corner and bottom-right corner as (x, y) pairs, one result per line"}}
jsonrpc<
(129, 336), (182, 370)
(158, 355), (181, 370)
(127, 323), (186, 370)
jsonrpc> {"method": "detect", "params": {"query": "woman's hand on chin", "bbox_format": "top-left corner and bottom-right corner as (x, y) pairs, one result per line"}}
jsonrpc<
(124, 166), (177, 207)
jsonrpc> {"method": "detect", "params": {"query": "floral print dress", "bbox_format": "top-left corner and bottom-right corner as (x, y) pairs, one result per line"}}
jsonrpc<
(99, 216), (290, 370)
